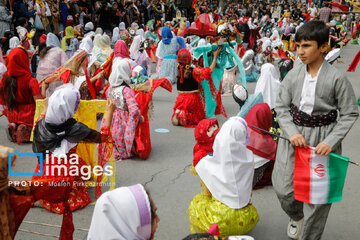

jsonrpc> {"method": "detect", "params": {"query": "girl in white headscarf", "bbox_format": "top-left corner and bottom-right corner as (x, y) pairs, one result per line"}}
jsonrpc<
(95, 27), (103, 35)
(88, 184), (160, 240)
(6, 37), (20, 54)
(129, 29), (152, 75)
(254, 63), (281, 110)
(119, 22), (130, 44)
(32, 85), (116, 214)
(84, 22), (95, 38)
(241, 49), (258, 83)
(75, 36), (103, 93)
(188, 116), (259, 236)
(112, 27), (120, 44)
(100, 60), (142, 160)
(129, 29), (145, 60)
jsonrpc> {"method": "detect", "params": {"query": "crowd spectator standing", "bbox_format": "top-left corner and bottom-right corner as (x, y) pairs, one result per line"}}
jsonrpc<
(0, 0), (347, 43)
(319, 2), (332, 23)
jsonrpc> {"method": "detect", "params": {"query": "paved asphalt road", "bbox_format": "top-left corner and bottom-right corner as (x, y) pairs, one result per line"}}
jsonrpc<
(1, 44), (360, 240)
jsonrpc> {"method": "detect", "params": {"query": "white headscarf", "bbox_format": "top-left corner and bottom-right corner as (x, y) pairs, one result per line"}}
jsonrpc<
(254, 63), (280, 109)
(98, 34), (111, 50)
(44, 85), (81, 156)
(325, 48), (341, 63)
(193, 38), (207, 60)
(84, 31), (95, 38)
(0, 63), (6, 77)
(197, 38), (207, 47)
(136, 29), (145, 40)
(112, 27), (120, 43)
(93, 34), (101, 48)
(79, 36), (93, 54)
(109, 59), (131, 86)
(196, 117), (254, 209)
(261, 38), (271, 52)
(270, 29), (280, 41)
(9, 37), (20, 50)
(119, 22), (126, 31)
(85, 22), (94, 31)
(78, 36), (97, 69)
(242, 50), (255, 75)
(93, 34), (113, 62)
(87, 184), (152, 240)
(129, 35), (142, 60)
(95, 27), (103, 35)
(46, 33), (61, 48)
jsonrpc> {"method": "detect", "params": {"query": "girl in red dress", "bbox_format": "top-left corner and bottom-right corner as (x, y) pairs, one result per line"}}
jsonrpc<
(0, 47), (47, 144)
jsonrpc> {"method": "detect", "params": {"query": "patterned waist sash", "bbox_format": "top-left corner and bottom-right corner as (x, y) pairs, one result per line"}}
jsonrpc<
(289, 104), (337, 127)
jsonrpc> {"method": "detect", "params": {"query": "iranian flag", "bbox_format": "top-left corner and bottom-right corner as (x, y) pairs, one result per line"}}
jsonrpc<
(294, 146), (349, 204)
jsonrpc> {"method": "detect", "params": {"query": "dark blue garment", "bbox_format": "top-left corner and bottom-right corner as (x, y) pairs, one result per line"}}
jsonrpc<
(15, 0), (35, 20)
(59, 2), (69, 26)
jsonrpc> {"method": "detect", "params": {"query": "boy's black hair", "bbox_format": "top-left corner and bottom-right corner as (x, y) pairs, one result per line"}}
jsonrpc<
(295, 20), (329, 48)
(18, 17), (27, 27)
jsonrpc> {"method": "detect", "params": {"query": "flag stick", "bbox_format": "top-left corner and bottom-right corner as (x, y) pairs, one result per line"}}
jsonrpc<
(249, 125), (359, 166)
(249, 125), (290, 142)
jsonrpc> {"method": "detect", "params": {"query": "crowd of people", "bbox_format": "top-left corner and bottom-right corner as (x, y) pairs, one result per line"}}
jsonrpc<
(1, 0), (360, 239)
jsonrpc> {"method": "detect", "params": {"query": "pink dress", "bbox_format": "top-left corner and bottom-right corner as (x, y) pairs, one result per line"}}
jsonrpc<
(101, 85), (140, 160)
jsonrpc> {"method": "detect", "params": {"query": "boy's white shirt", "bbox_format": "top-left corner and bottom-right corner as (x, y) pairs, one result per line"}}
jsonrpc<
(299, 63), (323, 115)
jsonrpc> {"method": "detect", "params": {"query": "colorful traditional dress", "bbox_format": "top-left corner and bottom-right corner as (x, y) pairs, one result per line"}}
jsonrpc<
(193, 42), (247, 118)
(101, 60), (140, 160)
(157, 27), (181, 84)
(61, 26), (79, 59)
(172, 49), (206, 127)
(32, 86), (112, 214)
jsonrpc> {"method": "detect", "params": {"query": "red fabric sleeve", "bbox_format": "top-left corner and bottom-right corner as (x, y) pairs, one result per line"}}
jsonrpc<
(29, 77), (41, 97)
(94, 78), (103, 94)
(95, 125), (113, 198)
(192, 67), (212, 82)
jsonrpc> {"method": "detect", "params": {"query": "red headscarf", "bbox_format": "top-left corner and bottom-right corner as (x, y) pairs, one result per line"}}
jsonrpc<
(114, 40), (130, 59)
(244, 103), (277, 160)
(193, 118), (220, 166)
(66, 19), (74, 27)
(39, 34), (47, 44)
(7, 48), (32, 79)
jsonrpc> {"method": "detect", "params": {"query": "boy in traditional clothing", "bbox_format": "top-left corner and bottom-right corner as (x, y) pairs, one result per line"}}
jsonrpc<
(273, 20), (359, 240)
